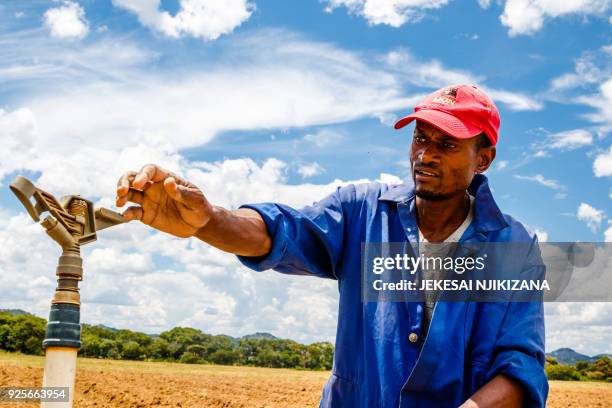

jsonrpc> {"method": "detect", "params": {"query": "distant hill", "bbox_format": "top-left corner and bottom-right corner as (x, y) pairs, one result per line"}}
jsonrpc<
(547, 348), (612, 365)
(83, 323), (119, 332)
(240, 332), (279, 341)
(0, 309), (30, 316)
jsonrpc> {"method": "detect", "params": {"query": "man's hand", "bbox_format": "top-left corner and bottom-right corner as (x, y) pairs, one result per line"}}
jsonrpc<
(116, 164), (213, 238)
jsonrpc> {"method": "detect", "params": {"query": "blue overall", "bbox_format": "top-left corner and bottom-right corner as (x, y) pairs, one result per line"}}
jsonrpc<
(238, 174), (548, 407)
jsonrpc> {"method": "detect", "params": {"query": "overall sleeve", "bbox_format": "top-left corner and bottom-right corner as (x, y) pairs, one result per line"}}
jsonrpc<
(236, 184), (356, 280)
(485, 237), (549, 407)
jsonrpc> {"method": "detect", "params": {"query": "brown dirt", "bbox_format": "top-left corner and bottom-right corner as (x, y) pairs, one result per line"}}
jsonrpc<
(1, 353), (611, 407)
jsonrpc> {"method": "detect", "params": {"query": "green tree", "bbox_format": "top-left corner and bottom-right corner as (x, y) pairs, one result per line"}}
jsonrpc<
(99, 339), (120, 359)
(545, 364), (581, 381)
(208, 349), (240, 365)
(1, 314), (45, 355)
(575, 361), (589, 371)
(121, 340), (144, 360)
(584, 356), (612, 381)
(148, 338), (171, 360)
(545, 356), (558, 366)
(179, 351), (203, 364)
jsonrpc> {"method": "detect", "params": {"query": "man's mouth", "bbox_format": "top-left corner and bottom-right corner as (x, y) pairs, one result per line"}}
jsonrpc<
(414, 168), (440, 178)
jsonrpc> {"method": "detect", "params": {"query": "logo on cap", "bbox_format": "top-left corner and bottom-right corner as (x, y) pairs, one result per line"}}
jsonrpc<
(432, 87), (458, 106)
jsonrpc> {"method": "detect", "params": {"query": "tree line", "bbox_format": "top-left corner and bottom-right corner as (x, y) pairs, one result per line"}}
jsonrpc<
(545, 356), (612, 382)
(4, 310), (610, 380)
(0, 311), (333, 370)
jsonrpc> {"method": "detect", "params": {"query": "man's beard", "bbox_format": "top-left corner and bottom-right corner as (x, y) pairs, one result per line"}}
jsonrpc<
(415, 187), (454, 201)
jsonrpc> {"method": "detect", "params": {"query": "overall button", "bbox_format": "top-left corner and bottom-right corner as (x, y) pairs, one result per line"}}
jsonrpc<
(408, 332), (419, 343)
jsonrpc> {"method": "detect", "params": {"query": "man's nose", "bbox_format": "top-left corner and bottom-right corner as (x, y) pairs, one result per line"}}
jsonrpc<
(417, 143), (441, 164)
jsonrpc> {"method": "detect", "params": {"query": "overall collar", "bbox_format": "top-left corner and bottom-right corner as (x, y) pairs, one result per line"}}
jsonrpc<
(379, 173), (508, 234)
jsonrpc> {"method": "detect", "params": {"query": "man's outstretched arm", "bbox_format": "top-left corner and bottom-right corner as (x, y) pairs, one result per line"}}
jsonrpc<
(116, 163), (271, 257)
(195, 206), (271, 256)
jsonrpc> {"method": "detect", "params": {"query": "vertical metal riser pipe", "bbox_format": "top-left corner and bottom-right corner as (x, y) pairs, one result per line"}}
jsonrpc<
(41, 200), (85, 408)
(41, 305), (80, 408)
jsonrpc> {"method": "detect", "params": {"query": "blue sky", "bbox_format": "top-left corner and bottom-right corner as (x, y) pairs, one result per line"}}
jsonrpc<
(0, 0), (611, 354)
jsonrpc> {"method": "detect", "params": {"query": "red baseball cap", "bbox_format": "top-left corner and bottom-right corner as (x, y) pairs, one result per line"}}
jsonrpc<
(394, 84), (500, 146)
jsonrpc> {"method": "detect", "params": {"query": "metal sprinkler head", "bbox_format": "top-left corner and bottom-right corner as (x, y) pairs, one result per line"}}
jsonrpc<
(10, 175), (127, 308)
(9, 175), (127, 408)
(10, 176), (126, 249)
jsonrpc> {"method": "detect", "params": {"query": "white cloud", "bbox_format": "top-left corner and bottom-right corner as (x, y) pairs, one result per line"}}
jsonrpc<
(500, 0), (611, 36)
(534, 228), (548, 242)
(323, 0), (451, 27)
(374, 112), (398, 127)
(383, 50), (542, 111)
(6, 31), (409, 151)
(324, 0), (611, 39)
(525, 127), (596, 161)
(579, 79), (612, 134)
(593, 146), (612, 177)
(0, 108), (37, 184)
(546, 46), (612, 136)
(495, 160), (509, 171)
(526, 224), (549, 241)
(547, 129), (594, 150)
(484, 87), (544, 111)
(533, 150), (549, 158)
(297, 162), (325, 178)
(112, 0), (255, 40)
(547, 44), (612, 123)
(384, 50), (479, 88)
(545, 303), (612, 355)
(549, 45), (610, 92)
(577, 202), (606, 232)
(605, 222), (612, 241)
(0, 30), (547, 152)
(303, 129), (345, 147)
(513, 174), (565, 190)
(43, 1), (89, 39)
(526, 225), (549, 242)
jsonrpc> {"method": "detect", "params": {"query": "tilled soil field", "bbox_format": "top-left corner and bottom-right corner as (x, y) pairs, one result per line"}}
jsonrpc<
(1, 353), (610, 407)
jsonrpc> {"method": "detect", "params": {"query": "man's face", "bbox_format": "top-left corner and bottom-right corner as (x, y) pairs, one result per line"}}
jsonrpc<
(410, 121), (493, 201)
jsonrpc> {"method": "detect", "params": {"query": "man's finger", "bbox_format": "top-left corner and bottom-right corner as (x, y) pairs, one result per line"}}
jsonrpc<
(163, 177), (199, 207)
(141, 180), (154, 191)
(124, 189), (144, 205)
(116, 171), (137, 197)
(133, 164), (170, 190)
(163, 177), (183, 202)
(122, 206), (144, 222)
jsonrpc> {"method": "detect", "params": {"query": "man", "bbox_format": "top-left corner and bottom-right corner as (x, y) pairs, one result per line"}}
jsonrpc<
(116, 84), (548, 407)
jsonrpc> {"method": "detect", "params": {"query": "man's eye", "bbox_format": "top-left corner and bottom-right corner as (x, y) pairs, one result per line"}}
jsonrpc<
(415, 136), (427, 144)
(443, 142), (457, 149)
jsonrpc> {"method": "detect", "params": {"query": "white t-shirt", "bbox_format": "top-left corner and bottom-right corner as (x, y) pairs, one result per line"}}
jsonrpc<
(417, 195), (474, 341)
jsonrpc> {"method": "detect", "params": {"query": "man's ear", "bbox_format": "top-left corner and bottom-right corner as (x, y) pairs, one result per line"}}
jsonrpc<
(477, 147), (496, 173)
